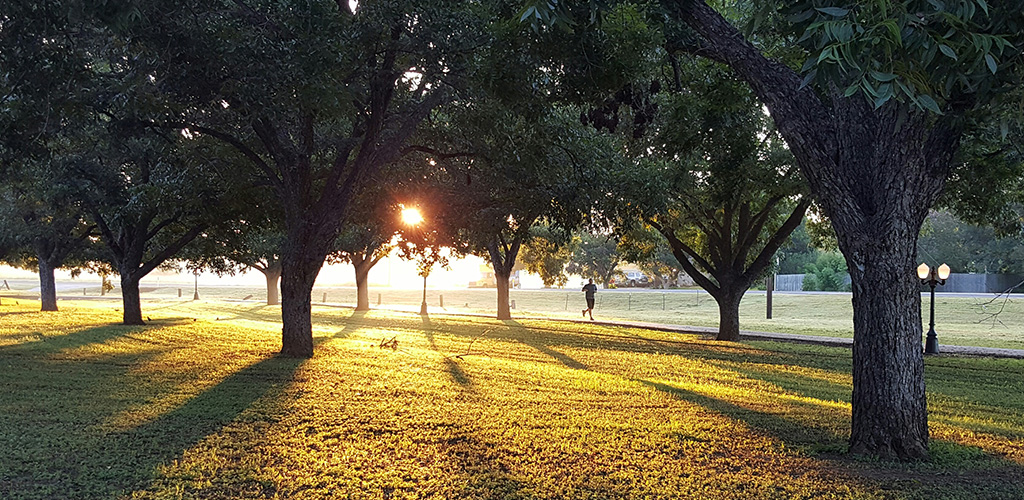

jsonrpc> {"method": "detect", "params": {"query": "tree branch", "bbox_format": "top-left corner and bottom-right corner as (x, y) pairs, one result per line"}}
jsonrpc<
(649, 218), (721, 296)
(137, 224), (207, 278)
(742, 197), (811, 283)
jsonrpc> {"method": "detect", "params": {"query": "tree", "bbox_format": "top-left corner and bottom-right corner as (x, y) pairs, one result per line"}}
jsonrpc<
(918, 210), (1024, 275)
(567, 233), (624, 288)
(182, 206), (286, 306)
(412, 100), (616, 319)
(75, 127), (235, 325)
(616, 61), (809, 341)
(0, 162), (96, 311)
(0, 2), (109, 310)
(528, 0), (1024, 460)
(329, 181), (402, 312)
(113, 0), (496, 357)
(520, 226), (577, 288)
(801, 252), (850, 291)
(775, 222), (821, 275)
(395, 200), (454, 317)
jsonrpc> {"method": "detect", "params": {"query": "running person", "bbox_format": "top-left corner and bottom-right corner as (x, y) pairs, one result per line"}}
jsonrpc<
(582, 279), (597, 320)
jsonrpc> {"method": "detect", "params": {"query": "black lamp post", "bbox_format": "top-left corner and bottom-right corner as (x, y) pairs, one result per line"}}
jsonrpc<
(917, 262), (950, 354)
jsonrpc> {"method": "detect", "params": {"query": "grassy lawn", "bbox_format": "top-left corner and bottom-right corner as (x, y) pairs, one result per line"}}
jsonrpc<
(1, 299), (1023, 499)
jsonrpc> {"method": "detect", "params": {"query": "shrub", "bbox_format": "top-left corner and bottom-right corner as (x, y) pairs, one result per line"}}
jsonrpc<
(802, 252), (850, 291)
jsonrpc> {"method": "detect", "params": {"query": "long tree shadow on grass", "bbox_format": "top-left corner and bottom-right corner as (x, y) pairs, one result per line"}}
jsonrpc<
(0, 323), (146, 354)
(332, 310), (368, 338)
(503, 320), (588, 370)
(103, 356), (304, 496)
(420, 316), (475, 389)
(638, 379), (840, 449)
(49, 355), (301, 499)
(0, 318), (305, 499)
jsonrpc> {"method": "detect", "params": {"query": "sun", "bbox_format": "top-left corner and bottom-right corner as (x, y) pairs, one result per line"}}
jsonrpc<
(401, 207), (423, 225)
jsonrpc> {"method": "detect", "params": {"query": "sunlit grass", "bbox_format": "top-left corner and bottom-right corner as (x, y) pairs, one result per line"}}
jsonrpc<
(1, 299), (1022, 499)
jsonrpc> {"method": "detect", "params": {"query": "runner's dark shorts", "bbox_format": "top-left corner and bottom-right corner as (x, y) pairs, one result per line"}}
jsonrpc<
(586, 297), (595, 309)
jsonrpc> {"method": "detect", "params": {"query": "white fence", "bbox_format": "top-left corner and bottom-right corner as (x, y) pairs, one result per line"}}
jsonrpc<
(775, 273), (1024, 293)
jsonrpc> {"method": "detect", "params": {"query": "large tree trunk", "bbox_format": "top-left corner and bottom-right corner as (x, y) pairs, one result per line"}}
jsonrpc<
(819, 114), (947, 461)
(353, 256), (373, 312)
(836, 202), (931, 460)
(713, 288), (743, 342)
(495, 271), (511, 320)
(487, 239), (521, 321)
(261, 267), (282, 306)
(120, 274), (144, 325)
(37, 257), (58, 312)
(280, 250), (323, 358)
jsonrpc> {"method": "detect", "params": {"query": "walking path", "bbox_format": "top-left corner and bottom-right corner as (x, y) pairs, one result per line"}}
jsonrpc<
(340, 301), (1024, 359)
(578, 317), (1024, 359)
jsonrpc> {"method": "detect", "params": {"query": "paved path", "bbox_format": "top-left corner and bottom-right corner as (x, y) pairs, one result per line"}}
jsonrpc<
(319, 301), (1024, 360)
(578, 317), (1024, 359)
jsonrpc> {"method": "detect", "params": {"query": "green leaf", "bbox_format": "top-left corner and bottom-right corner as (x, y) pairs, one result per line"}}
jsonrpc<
(815, 7), (850, 17)
(880, 20), (902, 46)
(985, 53), (998, 74)
(918, 94), (943, 114)
(799, 70), (817, 89)
(938, 44), (958, 60)
(873, 84), (893, 109)
(519, 6), (537, 23)
(977, 0), (989, 15)
(787, 10), (815, 23)
(869, 70), (897, 82)
(843, 83), (859, 97)
(816, 46), (833, 63)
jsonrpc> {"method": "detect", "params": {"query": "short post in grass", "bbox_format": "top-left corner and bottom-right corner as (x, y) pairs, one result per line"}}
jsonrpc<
(628, 293), (632, 311)
(766, 274), (774, 320)
(918, 263), (950, 355)
(377, 293), (382, 306)
(439, 294), (444, 308)
(193, 271), (200, 300)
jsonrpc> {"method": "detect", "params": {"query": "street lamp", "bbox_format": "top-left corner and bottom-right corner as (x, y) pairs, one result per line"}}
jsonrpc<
(917, 262), (950, 354)
(401, 206), (429, 315)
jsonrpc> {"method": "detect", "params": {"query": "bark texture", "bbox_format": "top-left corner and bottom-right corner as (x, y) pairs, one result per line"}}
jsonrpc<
(263, 267), (281, 306)
(495, 273), (511, 320)
(714, 289), (743, 342)
(351, 251), (384, 312)
(37, 257), (58, 312)
(120, 274), (144, 325)
(280, 233), (328, 358)
(487, 238), (521, 321)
